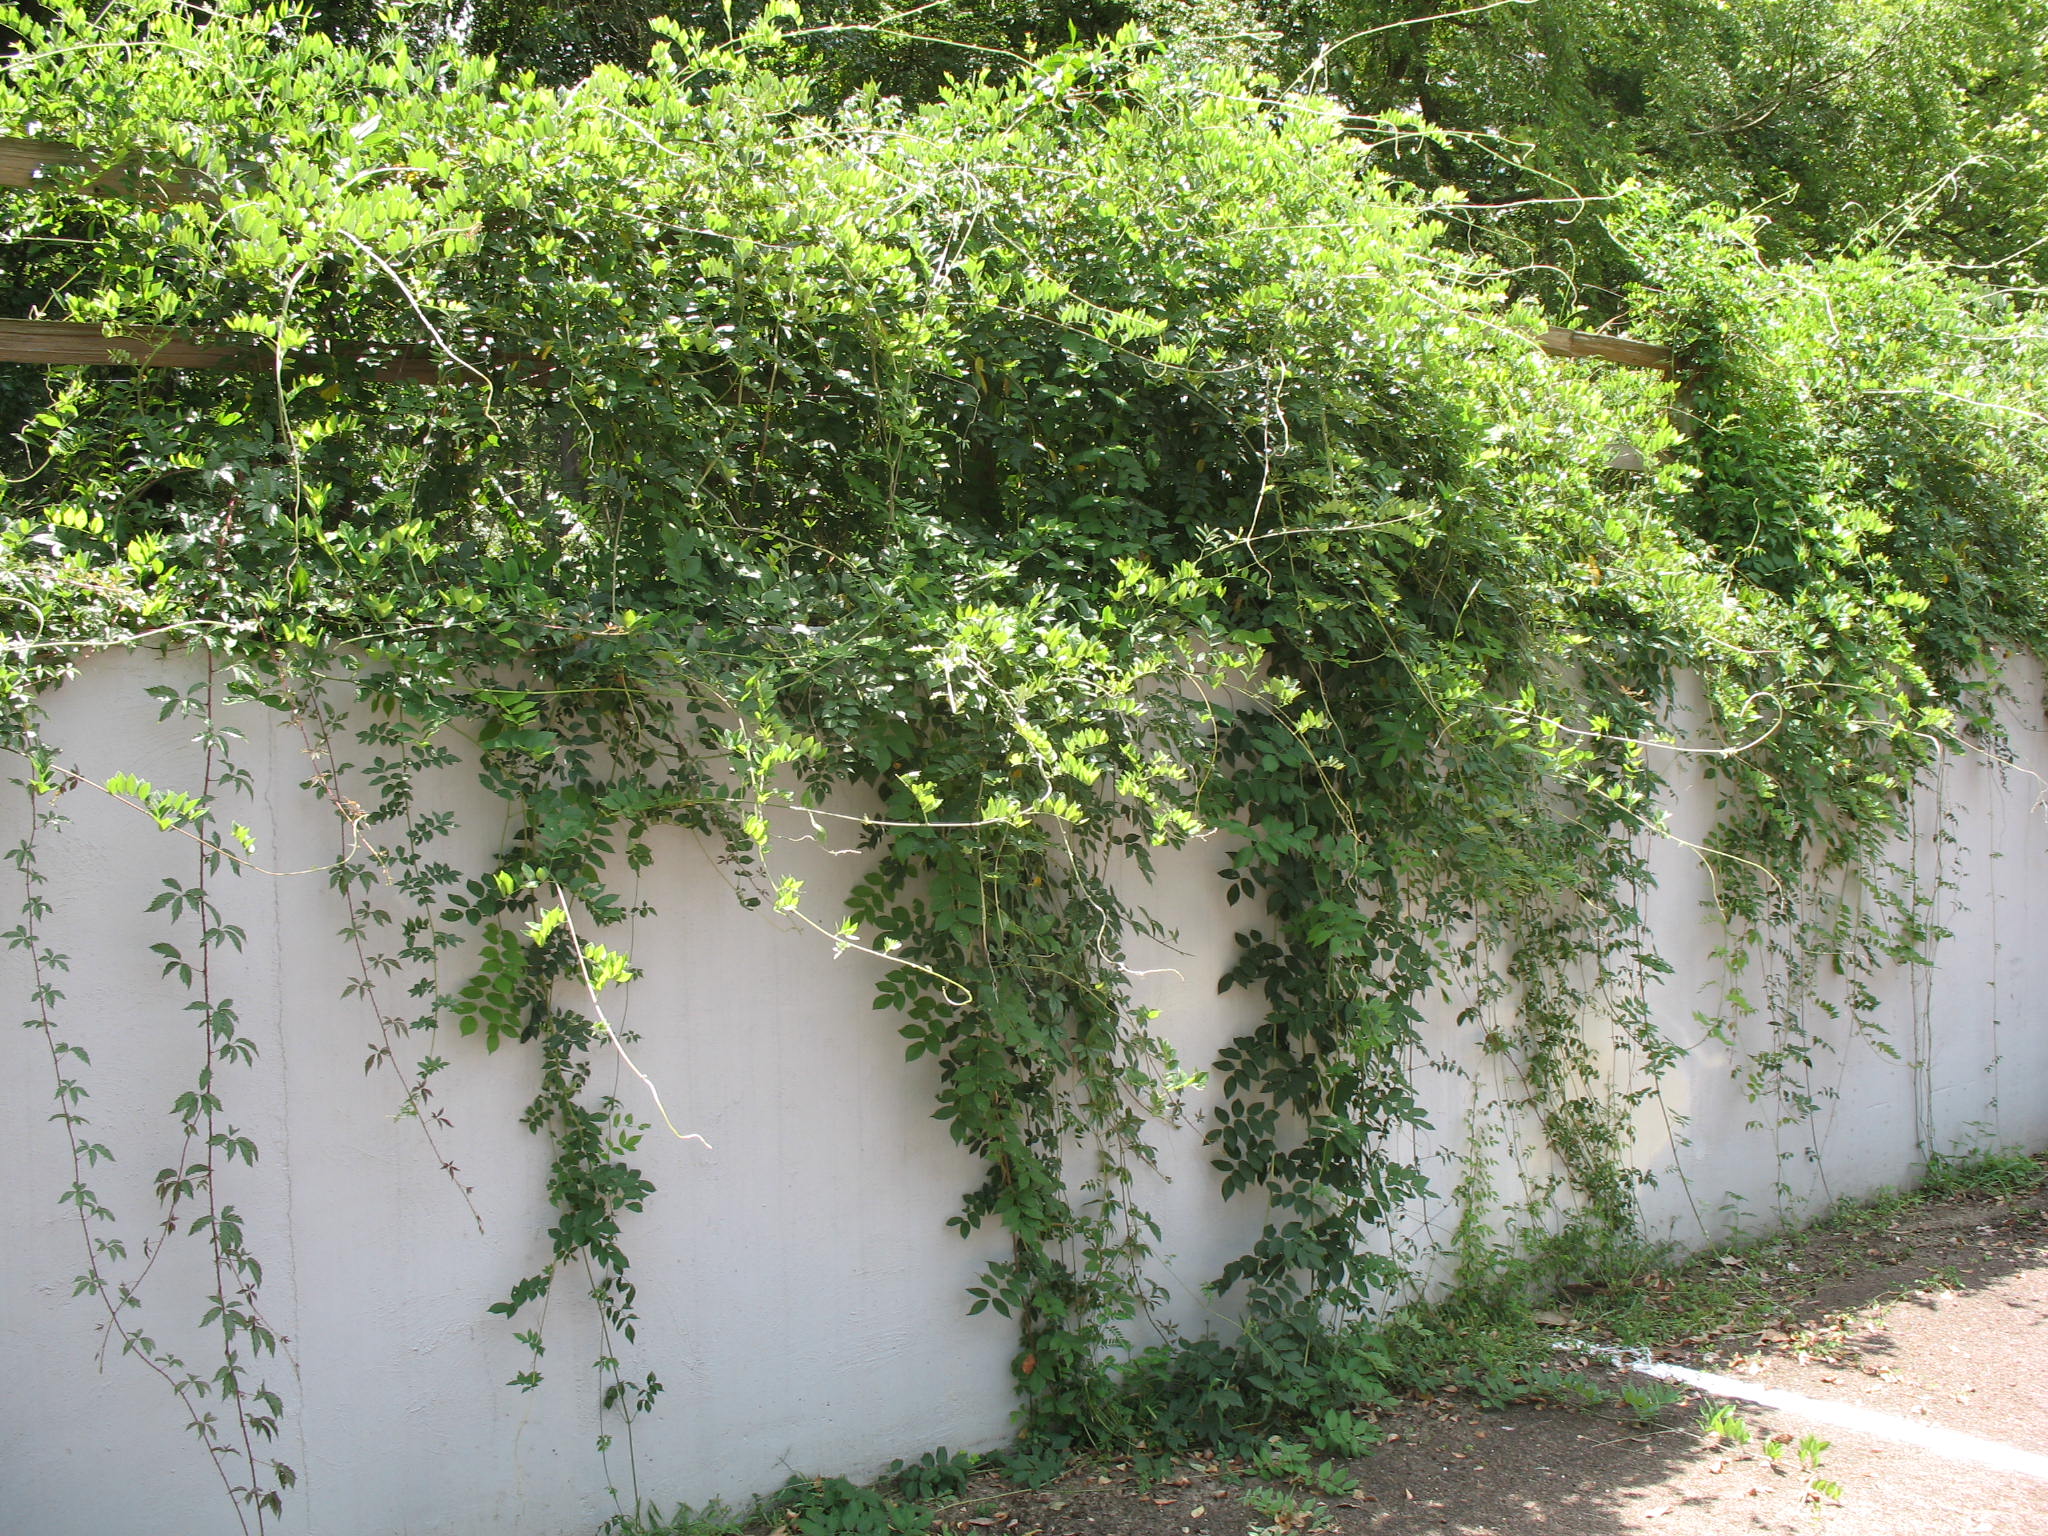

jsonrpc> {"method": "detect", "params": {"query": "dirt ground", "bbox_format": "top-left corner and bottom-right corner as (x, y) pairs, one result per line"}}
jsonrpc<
(913, 1183), (2048, 1536)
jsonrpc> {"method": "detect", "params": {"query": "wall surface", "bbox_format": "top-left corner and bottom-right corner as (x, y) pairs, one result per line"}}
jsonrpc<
(5, 650), (2048, 1535)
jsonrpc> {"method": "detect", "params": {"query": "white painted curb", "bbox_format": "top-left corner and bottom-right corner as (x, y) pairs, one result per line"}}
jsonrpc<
(1566, 1340), (2048, 1482)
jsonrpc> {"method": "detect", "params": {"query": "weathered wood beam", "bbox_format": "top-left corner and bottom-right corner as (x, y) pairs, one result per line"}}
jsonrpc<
(0, 318), (457, 382)
(0, 137), (92, 186)
(0, 317), (252, 368)
(3, 137), (1678, 389)
(0, 135), (207, 204)
(1539, 326), (1674, 373)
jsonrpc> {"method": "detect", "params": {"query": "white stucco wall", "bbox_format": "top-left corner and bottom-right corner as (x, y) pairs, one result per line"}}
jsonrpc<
(5, 648), (2048, 1535)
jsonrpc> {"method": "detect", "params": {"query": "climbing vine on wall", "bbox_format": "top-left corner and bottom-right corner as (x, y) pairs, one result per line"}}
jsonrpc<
(7, 2), (2048, 1523)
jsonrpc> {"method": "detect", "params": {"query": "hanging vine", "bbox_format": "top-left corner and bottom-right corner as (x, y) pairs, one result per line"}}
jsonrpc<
(7, 1), (2048, 1521)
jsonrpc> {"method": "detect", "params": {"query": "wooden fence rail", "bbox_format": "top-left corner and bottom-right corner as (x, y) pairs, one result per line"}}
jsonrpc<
(0, 135), (206, 203)
(0, 136), (1678, 380)
(0, 317), (256, 370)
(0, 318), (455, 381)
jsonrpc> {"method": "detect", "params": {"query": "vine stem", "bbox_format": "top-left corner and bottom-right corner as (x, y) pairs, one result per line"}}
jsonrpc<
(550, 881), (707, 1150)
(291, 686), (482, 1230)
(193, 656), (272, 1532)
(584, 1252), (644, 1518)
(12, 768), (255, 1534)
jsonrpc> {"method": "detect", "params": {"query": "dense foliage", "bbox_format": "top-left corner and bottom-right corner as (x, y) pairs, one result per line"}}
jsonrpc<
(267, 0), (2048, 295)
(6, 0), (2048, 1526)
(1256, 0), (2048, 292)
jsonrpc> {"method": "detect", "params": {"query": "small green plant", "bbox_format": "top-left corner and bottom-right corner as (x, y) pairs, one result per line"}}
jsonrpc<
(1808, 1476), (1845, 1504)
(1920, 1149), (2043, 1201)
(1129, 1450), (1177, 1488)
(1242, 1486), (1330, 1534)
(1306, 1409), (1382, 1457)
(1248, 1438), (1314, 1483)
(770, 1476), (930, 1536)
(1619, 1381), (1685, 1424)
(1763, 1437), (1789, 1464)
(1246, 1436), (1357, 1497)
(1548, 1376), (1613, 1417)
(602, 1501), (746, 1536)
(1696, 1403), (1754, 1445)
(886, 1447), (976, 1502)
(986, 1444), (1068, 1490)
(1523, 1367), (1612, 1408)
(1796, 1434), (1831, 1473)
(1464, 1369), (1521, 1408)
(1306, 1459), (1359, 1498)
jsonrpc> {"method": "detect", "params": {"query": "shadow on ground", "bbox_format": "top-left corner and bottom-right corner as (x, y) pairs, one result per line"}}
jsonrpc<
(921, 1188), (2048, 1536)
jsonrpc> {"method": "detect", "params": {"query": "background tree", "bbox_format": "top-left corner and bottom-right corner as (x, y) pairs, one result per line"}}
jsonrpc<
(278, 0), (2048, 297)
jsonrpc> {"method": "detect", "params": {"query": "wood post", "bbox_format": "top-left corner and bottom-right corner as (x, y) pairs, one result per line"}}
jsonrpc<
(1538, 327), (1674, 374)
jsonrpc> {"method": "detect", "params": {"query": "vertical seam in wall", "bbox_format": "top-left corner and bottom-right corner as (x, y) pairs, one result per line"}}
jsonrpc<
(268, 703), (311, 1520)
(1929, 749), (1952, 1153)
(1987, 708), (2003, 1138)
(1909, 771), (1931, 1161)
